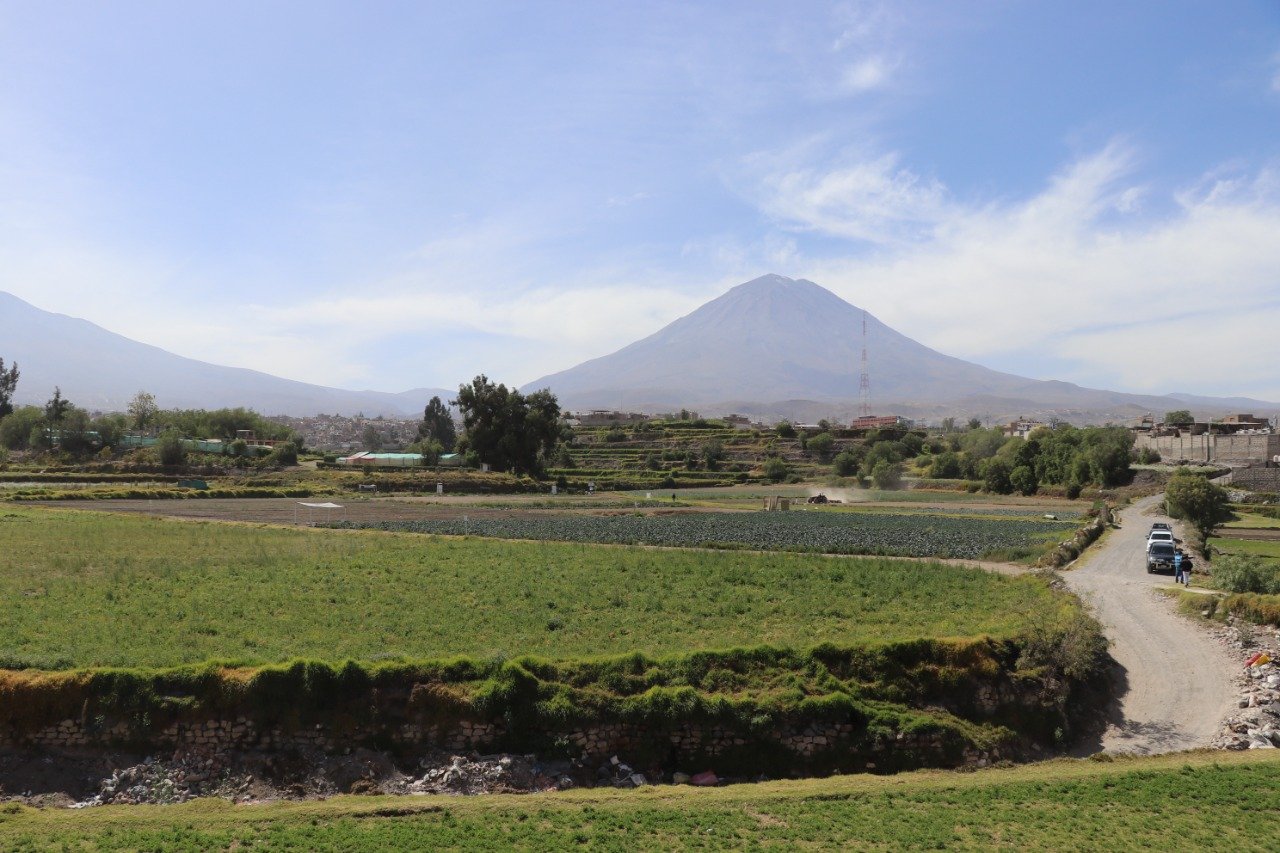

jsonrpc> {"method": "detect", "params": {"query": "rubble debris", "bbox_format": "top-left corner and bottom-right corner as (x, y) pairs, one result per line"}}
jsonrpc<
(1211, 618), (1280, 752)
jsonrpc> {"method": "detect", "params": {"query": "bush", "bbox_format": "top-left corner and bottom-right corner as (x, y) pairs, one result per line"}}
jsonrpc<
(269, 443), (299, 466)
(762, 457), (789, 483)
(807, 432), (835, 460)
(982, 459), (1013, 494)
(1210, 555), (1280, 595)
(157, 429), (186, 467)
(775, 421), (796, 439)
(929, 451), (962, 479)
(871, 461), (902, 490)
(833, 451), (860, 477)
(1010, 465), (1038, 496)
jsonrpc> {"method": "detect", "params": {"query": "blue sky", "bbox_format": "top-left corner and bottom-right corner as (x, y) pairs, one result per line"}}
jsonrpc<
(2, 1), (1279, 400)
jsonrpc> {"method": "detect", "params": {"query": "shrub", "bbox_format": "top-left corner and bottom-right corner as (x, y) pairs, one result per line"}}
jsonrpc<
(807, 432), (835, 460)
(762, 457), (789, 483)
(1210, 555), (1280, 595)
(776, 421), (796, 439)
(157, 429), (186, 467)
(1010, 465), (1038, 496)
(929, 451), (962, 479)
(982, 459), (1013, 494)
(871, 461), (902, 490)
(269, 443), (299, 466)
(833, 451), (860, 477)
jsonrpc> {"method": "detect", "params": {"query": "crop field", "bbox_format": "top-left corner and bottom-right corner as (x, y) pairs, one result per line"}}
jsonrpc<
(3, 751), (1278, 850)
(0, 506), (1063, 669)
(334, 510), (1075, 560)
(1213, 537), (1280, 562)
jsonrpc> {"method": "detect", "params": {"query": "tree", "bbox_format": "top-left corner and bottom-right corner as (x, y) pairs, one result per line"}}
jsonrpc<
(940, 417), (956, 434)
(807, 432), (835, 460)
(0, 357), (17, 419)
(417, 395), (457, 451)
(0, 406), (42, 450)
(1010, 464), (1038, 496)
(776, 421), (796, 439)
(157, 428), (186, 466)
(128, 391), (159, 431)
(871, 460), (903, 489)
(966, 417), (983, 430)
(762, 457), (789, 483)
(701, 439), (725, 471)
(982, 458), (1014, 494)
(362, 425), (384, 452)
(1164, 409), (1193, 426)
(44, 387), (69, 425)
(833, 450), (860, 476)
(1165, 468), (1233, 539)
(453, 375), (562, 474)
(929, 451), (962, 479)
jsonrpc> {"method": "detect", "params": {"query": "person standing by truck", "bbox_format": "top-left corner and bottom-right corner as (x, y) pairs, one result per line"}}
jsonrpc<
(1174, 551), (1184, 585)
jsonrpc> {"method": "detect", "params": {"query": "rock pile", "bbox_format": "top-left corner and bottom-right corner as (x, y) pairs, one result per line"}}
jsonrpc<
(407, 754), (575, 795)
(73, 750), (253, 807)
(1211, 618), (1280, 751)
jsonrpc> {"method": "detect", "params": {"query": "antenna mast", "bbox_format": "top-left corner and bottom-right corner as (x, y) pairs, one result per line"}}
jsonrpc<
(858, 309), (871, 418)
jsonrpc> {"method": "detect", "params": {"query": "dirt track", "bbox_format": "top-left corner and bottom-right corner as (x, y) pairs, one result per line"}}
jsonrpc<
(1065, 495), (1235, 754)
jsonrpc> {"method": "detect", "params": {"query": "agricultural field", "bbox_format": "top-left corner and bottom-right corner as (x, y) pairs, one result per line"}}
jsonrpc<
(3, 751), (1278, 850)
(334, 510), (1075, 560)
(1213, 537), (1280, 562)
(0, 506), (1065, 669)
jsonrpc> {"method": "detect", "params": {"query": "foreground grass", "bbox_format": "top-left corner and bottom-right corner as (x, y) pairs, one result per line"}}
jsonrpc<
(0, 506), (1060, 669)
(3, 751), (1277, 850)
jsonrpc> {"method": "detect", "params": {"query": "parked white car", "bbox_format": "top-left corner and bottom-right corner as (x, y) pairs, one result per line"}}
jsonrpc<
(1146, 530), (1175, 551)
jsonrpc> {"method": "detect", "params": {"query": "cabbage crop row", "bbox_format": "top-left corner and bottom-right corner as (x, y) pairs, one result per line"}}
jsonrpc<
(334, 511), (1075, 560)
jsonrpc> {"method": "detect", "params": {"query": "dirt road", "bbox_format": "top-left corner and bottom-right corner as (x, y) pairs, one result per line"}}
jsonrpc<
(1065, 494), (1235, 754)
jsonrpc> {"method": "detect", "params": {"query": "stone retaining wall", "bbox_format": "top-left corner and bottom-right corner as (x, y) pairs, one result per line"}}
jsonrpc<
(1230, 467), (1280, 492)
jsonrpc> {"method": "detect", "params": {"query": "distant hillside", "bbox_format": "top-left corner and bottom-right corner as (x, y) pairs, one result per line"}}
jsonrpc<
(0, 291), (448, 417)
(525, 274), (1279, 424)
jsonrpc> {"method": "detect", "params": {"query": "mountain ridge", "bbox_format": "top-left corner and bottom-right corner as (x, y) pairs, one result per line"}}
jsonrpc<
(0, 290), (448, 417)
(524, 274), (1279, 424)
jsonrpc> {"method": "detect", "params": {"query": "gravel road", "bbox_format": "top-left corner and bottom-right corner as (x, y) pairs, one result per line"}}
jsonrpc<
(1065, 494), (1235, 754)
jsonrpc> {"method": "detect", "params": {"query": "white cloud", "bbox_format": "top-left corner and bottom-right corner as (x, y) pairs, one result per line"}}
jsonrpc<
(747, 146), (950, 244)
(766, 144), (1280, 400)
(839, 56), (894, 94)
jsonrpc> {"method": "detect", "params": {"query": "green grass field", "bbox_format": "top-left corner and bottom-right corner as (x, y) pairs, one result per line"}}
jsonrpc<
(3, 751), (1277, 850)
(0, 506), (1061, 669)
(1225, 512), (1280, 530)
(1212, 537), (1280, 561)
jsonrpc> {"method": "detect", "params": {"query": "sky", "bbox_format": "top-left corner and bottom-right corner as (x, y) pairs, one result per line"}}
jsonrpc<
(2, 1), (1279, 400)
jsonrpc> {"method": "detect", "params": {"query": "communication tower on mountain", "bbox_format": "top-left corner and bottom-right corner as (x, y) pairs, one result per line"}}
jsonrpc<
(858, 309), (871, 418)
